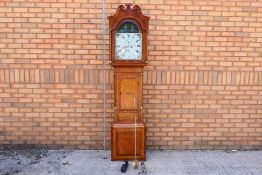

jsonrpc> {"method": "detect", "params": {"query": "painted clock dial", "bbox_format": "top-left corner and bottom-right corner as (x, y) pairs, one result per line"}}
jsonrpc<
(115, 22), (142, 60)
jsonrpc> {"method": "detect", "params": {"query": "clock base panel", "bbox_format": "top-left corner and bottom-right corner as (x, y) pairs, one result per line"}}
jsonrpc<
(111, 122), (146, 161)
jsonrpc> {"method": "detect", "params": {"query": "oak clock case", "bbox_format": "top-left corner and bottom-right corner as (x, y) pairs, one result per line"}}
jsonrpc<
(108, 4), (149, 161)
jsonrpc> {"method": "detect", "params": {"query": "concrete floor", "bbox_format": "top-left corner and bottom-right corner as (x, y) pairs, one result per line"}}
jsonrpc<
(0, 150), (262, 175)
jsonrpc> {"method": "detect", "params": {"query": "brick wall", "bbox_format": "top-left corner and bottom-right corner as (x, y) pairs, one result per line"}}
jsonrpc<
(0, 0), (261, 149)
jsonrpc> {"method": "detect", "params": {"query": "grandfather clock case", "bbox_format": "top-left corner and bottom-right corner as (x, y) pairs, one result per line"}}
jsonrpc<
(108, 4), (149, 161)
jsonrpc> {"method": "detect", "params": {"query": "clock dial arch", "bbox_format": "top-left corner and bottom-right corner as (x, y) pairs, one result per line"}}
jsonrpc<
(117, 22), (140, 33)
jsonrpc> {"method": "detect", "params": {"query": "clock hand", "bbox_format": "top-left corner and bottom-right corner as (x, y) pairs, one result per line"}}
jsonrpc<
(118, 46), (128, 57)
(119, 48), (125, 55)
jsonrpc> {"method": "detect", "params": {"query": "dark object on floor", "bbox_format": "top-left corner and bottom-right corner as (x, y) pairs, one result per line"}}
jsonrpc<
(140, 162), (147, 174)
(121, 161), (128, 173)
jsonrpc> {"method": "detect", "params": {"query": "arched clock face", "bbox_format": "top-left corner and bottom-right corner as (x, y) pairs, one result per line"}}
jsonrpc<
(115, 33), (142, 60)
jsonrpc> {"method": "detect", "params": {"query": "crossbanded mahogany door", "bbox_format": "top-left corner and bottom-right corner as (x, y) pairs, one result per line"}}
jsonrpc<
(114, 71), (142, 122)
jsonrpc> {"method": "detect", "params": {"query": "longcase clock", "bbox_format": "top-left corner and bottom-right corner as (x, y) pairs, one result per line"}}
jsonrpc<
(108, 4), (149, 161)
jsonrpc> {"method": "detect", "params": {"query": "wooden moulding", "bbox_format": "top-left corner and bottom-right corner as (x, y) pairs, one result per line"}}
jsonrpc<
(108, 4), (149, 31)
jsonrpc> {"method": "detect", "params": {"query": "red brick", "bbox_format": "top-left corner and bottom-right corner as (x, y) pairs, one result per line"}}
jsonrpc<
(0, 0), (261, 150)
